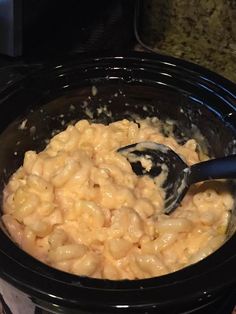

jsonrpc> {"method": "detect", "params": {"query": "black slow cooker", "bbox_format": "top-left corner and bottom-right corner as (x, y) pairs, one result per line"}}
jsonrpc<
(0, 52), (236, 314)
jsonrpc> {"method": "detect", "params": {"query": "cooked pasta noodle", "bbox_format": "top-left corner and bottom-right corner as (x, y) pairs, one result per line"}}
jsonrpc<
(2, 118), (233, 279)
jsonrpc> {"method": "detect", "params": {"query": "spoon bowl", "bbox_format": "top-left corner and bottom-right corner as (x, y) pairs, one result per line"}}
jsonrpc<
(118, 141), (236, 214)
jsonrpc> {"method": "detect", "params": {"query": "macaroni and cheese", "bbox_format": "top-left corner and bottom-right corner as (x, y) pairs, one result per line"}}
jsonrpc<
(2, 118), (233, 279)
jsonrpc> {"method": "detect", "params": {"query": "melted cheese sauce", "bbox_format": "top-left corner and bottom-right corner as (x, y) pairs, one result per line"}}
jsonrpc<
(2, 118), (233, 279)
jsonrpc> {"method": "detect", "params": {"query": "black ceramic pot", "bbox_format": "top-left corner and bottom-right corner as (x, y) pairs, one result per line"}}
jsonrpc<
(0, 52), (236, 314)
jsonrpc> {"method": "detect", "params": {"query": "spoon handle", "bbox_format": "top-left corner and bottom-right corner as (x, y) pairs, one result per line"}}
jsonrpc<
(189, 155), (236, 185)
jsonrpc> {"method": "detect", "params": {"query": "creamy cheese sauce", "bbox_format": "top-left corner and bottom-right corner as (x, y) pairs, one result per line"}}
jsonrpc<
(2, 118), (233, 279)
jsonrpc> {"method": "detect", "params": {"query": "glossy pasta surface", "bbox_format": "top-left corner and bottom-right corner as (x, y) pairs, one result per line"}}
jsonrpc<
(2, 119), (233, 279)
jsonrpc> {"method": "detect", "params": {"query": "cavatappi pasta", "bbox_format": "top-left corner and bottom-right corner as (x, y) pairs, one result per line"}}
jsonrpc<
(2, 118), (233, 279)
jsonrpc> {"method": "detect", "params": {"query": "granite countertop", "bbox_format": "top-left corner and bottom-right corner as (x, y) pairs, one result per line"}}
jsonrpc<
(141, 0), (236, 82)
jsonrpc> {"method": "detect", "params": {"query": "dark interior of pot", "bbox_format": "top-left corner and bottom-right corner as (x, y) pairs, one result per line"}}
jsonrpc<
(0, 78), (236, 241)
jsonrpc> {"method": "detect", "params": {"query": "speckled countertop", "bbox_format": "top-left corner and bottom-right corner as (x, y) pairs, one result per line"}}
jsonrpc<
(141, 0), (236, 82)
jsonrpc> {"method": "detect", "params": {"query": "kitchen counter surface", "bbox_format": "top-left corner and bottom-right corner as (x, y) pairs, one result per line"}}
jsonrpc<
(141, 0), (236, 83)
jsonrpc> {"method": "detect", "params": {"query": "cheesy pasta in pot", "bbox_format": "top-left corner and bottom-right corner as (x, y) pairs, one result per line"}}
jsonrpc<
(2, 118), (233, 279)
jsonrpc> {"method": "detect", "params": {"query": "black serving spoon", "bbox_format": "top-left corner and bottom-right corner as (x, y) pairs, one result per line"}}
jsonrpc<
(118, 141), (236, 214)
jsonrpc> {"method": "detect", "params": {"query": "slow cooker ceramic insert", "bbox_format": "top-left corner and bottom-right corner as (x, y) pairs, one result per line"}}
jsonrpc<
(0, 52), (236, 314)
